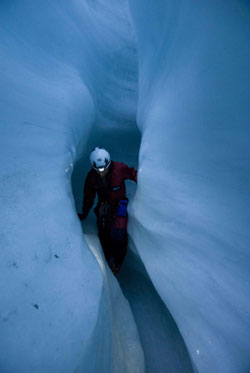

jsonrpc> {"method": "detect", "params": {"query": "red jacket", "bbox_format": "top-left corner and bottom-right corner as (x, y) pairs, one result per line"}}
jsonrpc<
(82, 161), (137, 217)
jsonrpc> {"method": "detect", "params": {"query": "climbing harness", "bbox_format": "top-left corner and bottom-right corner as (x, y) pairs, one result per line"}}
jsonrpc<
(96, 201), (111, 229)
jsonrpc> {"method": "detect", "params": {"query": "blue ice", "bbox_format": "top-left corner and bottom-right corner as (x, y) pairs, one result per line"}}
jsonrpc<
(1, 0), (250, 372)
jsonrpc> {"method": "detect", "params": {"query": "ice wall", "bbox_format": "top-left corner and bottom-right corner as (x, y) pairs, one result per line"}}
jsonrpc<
(128, 1), (250, 372)
(0, 1), (144, 372)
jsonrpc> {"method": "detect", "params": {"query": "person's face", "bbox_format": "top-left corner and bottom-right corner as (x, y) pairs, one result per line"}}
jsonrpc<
(96, 165), (110, 177)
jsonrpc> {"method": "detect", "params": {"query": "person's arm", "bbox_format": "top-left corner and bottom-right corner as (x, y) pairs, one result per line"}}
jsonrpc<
(123, 163), (137, 183)
(78, 172), (96, 220)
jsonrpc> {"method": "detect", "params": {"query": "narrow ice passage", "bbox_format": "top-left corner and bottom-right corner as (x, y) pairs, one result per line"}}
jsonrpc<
(118, 250), (194, 373)
(72, 128), (195, 372)
(1, 0), (250, 372)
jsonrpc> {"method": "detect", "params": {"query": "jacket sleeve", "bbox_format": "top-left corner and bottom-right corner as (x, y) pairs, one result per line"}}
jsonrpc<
(82, 172), (96, 218)
(123, 163), (137, 183)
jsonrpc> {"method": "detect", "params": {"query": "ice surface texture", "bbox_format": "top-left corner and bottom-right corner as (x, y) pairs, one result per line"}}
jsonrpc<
(0, 0), (143, 372)
(1, 0), (250, 372)
(128, 0), (250, 372)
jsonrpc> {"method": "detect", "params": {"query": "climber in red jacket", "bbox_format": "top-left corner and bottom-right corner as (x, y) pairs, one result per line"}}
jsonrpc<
(78, 147), (137, 274)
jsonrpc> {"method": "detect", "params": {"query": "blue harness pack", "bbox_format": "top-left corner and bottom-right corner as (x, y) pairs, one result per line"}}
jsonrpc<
(117, 200), (128, 217)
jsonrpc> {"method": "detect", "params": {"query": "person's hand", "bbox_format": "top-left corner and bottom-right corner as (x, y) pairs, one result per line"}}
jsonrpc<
(78, 213), (86, 221)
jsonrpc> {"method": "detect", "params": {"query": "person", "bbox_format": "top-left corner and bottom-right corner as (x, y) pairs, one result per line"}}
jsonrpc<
(78, 146), (137, 275)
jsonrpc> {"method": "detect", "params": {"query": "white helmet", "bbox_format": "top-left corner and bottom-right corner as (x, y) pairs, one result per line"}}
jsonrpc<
(90, 147), (111, 171)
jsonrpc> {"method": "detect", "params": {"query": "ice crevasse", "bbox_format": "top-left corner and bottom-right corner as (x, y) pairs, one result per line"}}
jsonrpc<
(0, 0), (250, 372)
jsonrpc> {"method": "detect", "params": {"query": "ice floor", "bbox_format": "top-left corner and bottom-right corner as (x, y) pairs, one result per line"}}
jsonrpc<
(118, 249), (195, 373)
(79, 187), (194, 373)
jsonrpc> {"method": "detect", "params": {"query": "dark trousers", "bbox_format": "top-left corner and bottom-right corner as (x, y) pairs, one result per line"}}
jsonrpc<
(98, 220), (128, 268)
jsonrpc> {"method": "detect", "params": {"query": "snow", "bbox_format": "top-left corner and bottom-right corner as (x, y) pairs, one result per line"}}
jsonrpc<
(1, 0), (250, 372)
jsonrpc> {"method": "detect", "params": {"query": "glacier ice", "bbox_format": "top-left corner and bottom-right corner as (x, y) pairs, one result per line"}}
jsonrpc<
(1, 0), (250, 372)
(128, 0), (250, 372)
(0, 0), (143, 372)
